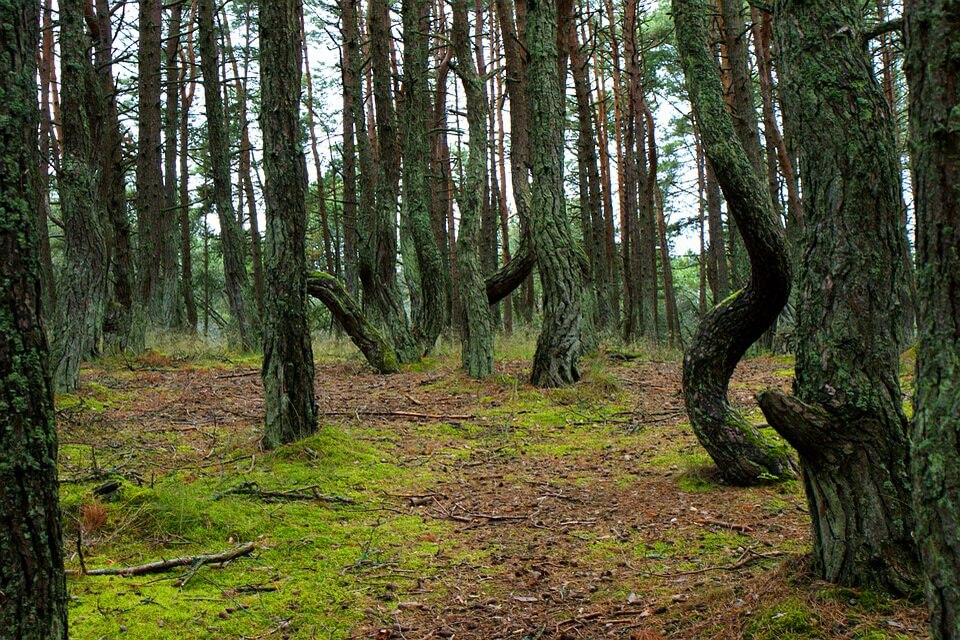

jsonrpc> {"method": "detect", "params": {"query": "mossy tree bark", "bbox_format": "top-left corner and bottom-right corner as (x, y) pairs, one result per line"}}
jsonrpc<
(337, 0), (360, 298)
(527, 0), (583, 387)
(905, 0), (960, 632)
(672, 0), (796, 485)
(51, 0), (109, 392)
(198, 0), (257, 351)
(402, 0), (452, 353)
(0, 1), (69, 634)
(758, 0), (919, 594)
(452, 0), (494, 377)
(259, 0), (318, 448)
(306, 273), (400, 374)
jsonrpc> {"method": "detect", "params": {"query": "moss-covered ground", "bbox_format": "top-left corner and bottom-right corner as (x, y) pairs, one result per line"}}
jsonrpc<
(58, 341), (925, 639)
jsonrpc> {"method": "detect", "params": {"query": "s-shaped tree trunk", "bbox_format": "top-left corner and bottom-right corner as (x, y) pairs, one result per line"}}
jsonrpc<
(673, 0), (796, 485)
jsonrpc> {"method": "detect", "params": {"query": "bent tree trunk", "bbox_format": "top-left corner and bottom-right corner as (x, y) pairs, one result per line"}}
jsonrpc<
(672, 0), (795, 485)
(759, 0), (919, 594)
(0, 1), (69, 635)
(306, 273), (399, 374)
(259, 0), (317, 448)
(906, 0), (960, 631)
(527, 0), (583, 387)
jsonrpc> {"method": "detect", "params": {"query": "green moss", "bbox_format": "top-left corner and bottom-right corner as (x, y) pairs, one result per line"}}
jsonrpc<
(745, 597), (820, 639)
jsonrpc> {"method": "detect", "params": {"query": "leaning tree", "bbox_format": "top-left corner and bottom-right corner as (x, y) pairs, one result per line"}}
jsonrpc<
(0, 0), (69, 635)
(672, 0), (796, 485)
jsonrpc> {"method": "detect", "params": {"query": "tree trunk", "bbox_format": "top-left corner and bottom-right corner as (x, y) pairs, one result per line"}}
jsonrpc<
(905, 0), (960, 633)
(259, 0), (318, 448)
(402, 0), (452, 352)
(339, 0), (360, 298)
(759, 0), (919, 594)
(452, 0), (495, 377)
(164, 0), (182, 327)
(528, 0), (583, 386)
(198, 0), (256, 350)
(0, 2), (69, 635)
(52, 0), (109, 391)
(673, 0), (795, 485)
(179, 38), (199, 331)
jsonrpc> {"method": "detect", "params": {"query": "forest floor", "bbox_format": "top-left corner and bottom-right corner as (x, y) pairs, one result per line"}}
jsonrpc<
(58, 339), (926, 640)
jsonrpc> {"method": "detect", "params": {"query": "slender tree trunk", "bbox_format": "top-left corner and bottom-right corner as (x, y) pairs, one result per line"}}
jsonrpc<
(164, 0), (182, 327)
(52, 0), (109, 391)
(0, 7), (68, 635)
(907, 1), (960, 633)
(37, 0), (56, 316)
(402, 0), (452, 352)
(528, 0), (583, 386)
(339, 0), (360, 298)
(452, 0), (494, 376)
(673, 0), (795, 485)
(759, 0), (919, 594)
(179, 35), (199, 332)
(302, 31), (335, 274)
(198, 0), (256, 350)
(259, 0), (318, 448)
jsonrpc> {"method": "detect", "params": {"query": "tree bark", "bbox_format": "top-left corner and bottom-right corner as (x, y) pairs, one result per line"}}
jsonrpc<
(452, 0), (495, 377)
(179, 35), (199, 331)
(198, 0), (256, 350)
(673, 0), (795, 485)
(527, 0), (583, 386)
(339, 0), (360, 298)
(52, 0), (109, 392)
(0, 2), (69, 634)
(259, 0), (318, 448)
(905, 0), (960, 633)
(759, 0), (919, 594)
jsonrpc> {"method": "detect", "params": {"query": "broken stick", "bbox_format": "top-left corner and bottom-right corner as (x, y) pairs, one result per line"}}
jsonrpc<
(67, 542), (256, 578)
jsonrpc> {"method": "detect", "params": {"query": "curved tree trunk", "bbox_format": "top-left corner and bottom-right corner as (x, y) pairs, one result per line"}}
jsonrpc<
(906, 0), (960, 631)
(452, 0), (494, 377)
(527, 0), (583, 387)
(52, 0), (109, 391)
(758, 0), (919, 594)
(307, 273), (400, 374)
(672, 0), (795, 485)
(259, 0), (318, 449)
(0, 2), (69, 635)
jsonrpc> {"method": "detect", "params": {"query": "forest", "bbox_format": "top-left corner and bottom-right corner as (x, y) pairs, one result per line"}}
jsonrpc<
(0, 0), (958, 637)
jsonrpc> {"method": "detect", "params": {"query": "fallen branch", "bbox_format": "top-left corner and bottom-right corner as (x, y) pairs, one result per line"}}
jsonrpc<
(67, 542), (256, 577)
(320, 409), (475, 421)
(216, 482), (356, 505)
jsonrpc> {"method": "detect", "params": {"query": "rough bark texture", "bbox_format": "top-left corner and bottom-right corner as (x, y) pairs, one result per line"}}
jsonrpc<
(905, 0), (960, 633)
(198, 0), (256, 350)
(179, 42), (198, 331)
(402, 0), (452, 352)
(259, 0), (318, 449)
(527, 0), (582, 387)
(52, 0), (109, 391)
(673, 0), (795, 485)
(452, 0), (494, 377)
(0, 1), (69, 634)
(163, 1), (182, 328)
(306, 273), (399, 374)
(759, 0), (919, 594)
(338, 0), (360, 298)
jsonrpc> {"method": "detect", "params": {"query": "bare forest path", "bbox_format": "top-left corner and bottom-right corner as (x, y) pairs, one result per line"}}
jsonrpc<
(58, 348), (925, 639)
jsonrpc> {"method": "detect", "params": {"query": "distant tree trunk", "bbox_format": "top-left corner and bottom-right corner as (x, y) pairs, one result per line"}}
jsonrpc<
(759, 0), (919, 594)
(673, 0), (795, 485)
(259, 0), (318, 448)
(339, 0), (360, 297)
(528, 0), (583, 386)
(906, 0), (960, 633)
(95, 0), (137, 348)
(302, 32), (335, 273)
(705, 158), (728, 303)
(138, 0), (176, 327)
(452, 0), (494, 377)
(198, 0), (256, 350)
(52, 0), (109, 391)
(164, 0), (182, 326)
(402, 0), (452, 352)
(37, 0), (56, 315)
(363, 0), (418, 362)
(0, 2), (69, 637)
(179, 37), (199, 331)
